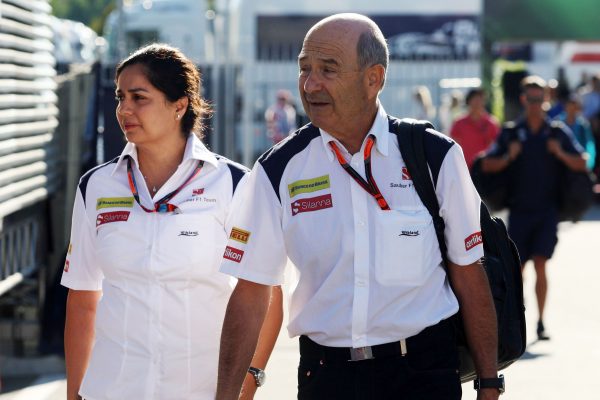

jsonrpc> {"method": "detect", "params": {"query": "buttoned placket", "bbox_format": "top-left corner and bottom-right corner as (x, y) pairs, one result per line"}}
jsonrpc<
(348, 147), (371, 348)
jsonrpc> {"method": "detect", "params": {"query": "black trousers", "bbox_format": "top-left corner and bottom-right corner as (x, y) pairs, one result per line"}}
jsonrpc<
(297, 318), (461, 400)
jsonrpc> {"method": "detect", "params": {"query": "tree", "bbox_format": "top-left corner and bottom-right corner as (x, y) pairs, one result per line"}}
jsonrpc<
(50, 0), (115, 35)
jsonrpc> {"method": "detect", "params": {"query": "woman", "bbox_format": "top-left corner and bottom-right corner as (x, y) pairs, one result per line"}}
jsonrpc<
(62, 44), (282, 400)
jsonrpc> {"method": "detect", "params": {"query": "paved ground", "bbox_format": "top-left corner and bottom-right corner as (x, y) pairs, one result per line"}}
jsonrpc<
(2, 207), (599, 399)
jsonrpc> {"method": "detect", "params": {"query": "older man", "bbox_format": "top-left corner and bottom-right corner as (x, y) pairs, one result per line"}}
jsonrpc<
(216, 14), (501, 400)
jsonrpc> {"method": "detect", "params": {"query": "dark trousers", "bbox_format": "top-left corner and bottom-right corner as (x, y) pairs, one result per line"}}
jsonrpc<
(297, 318), (461, 400)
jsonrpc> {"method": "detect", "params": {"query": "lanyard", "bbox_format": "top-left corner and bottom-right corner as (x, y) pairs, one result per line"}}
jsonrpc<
(329, 135), (390, 210)
(126, 156), (204, 213)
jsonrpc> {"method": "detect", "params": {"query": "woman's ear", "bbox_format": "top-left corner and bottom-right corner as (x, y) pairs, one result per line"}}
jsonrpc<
(175, 96), (189, 118)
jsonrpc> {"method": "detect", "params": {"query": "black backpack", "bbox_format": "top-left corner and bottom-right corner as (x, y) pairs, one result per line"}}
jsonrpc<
(390, 118), (526, 383)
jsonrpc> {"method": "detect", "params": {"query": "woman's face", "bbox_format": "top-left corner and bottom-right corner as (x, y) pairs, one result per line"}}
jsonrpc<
(115, 64), (182, 147)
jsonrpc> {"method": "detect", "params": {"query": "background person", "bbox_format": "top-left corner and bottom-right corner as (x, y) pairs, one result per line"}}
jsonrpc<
(217, 14), (502, 400)
(482, 76), (586, 341)
(264, 89), (297, 145)
(62, 44), (282, 400)
(449, 88), (500, 169)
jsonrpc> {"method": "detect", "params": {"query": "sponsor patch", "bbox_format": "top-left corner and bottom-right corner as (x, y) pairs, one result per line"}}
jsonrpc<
(288, 175), (330, 198)
(96, 197), (134, 210)
(230, 227), (251, 244)
(223, 246), (244, 263)
(63, 259), (70, 272)
(193, 188), (204, 195)
(96, 211), (130, 227)
(402, 166), (412, 180)
(399, 230), (419, 237)
(179, 231), (198, 237)
(291, 194), (333, 216)
(465, 231), (483, 251)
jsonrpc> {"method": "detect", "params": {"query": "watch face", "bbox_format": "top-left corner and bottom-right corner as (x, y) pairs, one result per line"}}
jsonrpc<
(257, 370), (266, 386)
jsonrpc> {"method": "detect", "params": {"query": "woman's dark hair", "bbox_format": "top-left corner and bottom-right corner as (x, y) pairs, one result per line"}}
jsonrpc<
(115, 43), (211, 138)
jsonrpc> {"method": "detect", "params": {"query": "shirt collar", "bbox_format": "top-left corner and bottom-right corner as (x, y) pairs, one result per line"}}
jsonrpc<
(319, 104), (390, 161)
(111, 134), (218, 175)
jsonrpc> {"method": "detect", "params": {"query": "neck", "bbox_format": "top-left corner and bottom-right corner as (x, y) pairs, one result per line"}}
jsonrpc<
(137, 135), (187, 191)
(527, 114), (545, 133)
(566, 114), (576, 125)
(469, 108), (484, 120)
(334, 104), (378, 154)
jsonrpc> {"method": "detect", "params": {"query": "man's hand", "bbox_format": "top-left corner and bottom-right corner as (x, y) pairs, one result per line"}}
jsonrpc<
(477, 388), (501, 400)
(547, 138), (588, 171)
(507, 140), (522, 161)
(546, 138), (562, 157)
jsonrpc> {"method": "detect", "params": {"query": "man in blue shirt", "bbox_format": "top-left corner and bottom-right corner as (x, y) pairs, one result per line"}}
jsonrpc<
(482, 76), (587, 340)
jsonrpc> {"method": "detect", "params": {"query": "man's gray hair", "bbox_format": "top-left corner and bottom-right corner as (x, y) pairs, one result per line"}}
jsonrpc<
(357, 26), (389, 87)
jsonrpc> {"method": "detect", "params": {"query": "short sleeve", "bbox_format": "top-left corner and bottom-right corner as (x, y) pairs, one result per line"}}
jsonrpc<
(435, 145), (484, 265)
(220, 163), (288, 285)
(60, 187), (103, 290)
(485, 127), (511, 157)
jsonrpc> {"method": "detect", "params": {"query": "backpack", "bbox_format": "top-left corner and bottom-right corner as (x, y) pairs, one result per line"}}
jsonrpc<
(390, 118), (526, 383)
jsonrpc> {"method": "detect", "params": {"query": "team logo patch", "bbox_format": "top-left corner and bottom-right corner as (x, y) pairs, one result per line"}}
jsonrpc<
(179, 231), (198, 237)
(465, 231), (483, 250)
(230, 227), (251, 244)
(223, 246), (244, 263)
(96, 197), (134, 210)
(402, 166), (412, 180)
(193, 188), (204, 195)
(399, 230), (419, 237)
(96, 211), (130, 227)
(288, 175), (330, 198)
(63, 259), (70, 272)
(291, 194), (333, 216)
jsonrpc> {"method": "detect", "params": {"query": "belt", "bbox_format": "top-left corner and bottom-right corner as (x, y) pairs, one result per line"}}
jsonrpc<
(299, 317), (453, 362)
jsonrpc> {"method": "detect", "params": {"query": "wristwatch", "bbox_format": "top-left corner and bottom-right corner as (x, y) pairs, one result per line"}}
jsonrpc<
(248, 366), (266, 387)
(474, 374), (505, 394)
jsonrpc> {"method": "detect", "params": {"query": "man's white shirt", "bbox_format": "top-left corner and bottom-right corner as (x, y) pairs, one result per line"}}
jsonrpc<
(221, 105), (484, 348)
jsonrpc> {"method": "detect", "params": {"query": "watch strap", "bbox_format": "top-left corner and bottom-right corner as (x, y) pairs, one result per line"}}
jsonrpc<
(474, 374), (505, 394)
(248, 366), (265, 387)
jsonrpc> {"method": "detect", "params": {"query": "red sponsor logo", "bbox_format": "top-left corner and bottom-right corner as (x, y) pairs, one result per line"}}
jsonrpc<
(96, 211), (130, 227)
(193, 188), (204, 195)
(223, 246), (244, 263)
(291, 194), (333, 216)
(402, 166), (412, 180)
(464, 231), (483, 250)
(63, 259), (70, 272)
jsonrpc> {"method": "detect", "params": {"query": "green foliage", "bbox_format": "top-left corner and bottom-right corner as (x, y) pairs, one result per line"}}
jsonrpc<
(50, 0), (115, 35)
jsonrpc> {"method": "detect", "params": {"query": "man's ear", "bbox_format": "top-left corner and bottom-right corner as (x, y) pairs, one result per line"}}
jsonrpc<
(365, 64), (385, 95)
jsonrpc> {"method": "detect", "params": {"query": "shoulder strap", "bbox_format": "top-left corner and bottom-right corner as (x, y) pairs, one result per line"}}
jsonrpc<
(395, 119), (449, 267)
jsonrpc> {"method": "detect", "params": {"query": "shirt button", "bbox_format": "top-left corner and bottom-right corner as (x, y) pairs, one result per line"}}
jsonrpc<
(357, 221), (365, 227)
(356, 280), (366, 287)
(353, 335), (362, 341)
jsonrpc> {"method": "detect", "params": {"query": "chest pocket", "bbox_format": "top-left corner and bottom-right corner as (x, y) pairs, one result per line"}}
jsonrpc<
(374, 208), (442, 287)
(155, 211), (226, 281)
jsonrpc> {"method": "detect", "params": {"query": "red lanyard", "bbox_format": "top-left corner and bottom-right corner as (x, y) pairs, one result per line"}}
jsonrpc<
(329, 135), (390, 210)
(126, 156), (204, 213)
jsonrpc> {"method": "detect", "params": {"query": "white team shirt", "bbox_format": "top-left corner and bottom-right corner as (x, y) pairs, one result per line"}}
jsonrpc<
(221, 105), (484, 348)
(61, 134), (247, 400)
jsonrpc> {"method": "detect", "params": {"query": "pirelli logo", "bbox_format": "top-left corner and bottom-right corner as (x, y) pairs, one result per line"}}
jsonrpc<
(96, 197), (134, 210)
(288, 175), (330, 198)
(223, 246), (244, 263)
(230, 227), (251, 244)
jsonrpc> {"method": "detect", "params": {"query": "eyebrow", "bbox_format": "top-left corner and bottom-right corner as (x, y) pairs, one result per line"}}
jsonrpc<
(297, 55), (340, 67)
(115, 87), (150, 94)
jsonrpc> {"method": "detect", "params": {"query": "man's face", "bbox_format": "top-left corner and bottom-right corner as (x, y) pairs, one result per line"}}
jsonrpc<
(521, 87), (545, 118)
(297, 23), (370, 137)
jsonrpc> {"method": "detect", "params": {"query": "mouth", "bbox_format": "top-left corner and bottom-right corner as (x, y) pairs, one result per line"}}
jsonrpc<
(122, 123), (140, 131)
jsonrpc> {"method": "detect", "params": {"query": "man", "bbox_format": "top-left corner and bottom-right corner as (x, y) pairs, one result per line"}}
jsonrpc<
(265, 89), (297, 145)
(450, 88), (500, 169)
(217, 14), (501, 400)
(482, 76), (587, 340)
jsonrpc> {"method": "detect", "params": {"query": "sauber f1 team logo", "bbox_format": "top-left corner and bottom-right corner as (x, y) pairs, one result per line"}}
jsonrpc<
(465, 231), (483, 251)
(402, 166), (412, 180)
(230, 227), (251, 244)
(96, 211), (130, 227)
(291, 194), (333, 216)
(223, 246), (244, 263)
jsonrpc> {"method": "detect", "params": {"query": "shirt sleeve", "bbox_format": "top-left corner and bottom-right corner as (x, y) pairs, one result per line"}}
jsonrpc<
(435, 144), (484, 266)
(485, 126), (511, 157)
(220, 163), (288, 285)
(60, 187), (103, 291)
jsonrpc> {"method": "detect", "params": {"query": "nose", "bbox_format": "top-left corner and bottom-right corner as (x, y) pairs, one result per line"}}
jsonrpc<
(302, 70), (322, 94)
(116, 99), (132, 116)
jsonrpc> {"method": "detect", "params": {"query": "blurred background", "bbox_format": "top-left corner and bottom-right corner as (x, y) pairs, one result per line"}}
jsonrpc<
(1, 0), (599, 398)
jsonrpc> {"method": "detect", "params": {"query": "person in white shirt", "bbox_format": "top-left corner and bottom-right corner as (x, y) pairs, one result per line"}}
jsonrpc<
(216, 14), (501, 400)
(62, 44), (282, 400)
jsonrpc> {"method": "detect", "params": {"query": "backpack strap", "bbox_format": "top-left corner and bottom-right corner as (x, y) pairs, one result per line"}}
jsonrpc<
(393, 118), (449, 268)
